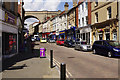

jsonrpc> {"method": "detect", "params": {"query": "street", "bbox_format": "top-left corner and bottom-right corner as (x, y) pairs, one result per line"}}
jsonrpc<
(39, 42), (119, 78)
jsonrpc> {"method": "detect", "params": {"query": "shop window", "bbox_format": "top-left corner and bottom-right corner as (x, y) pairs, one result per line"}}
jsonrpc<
(2, 32), (17, 55)
(83, 33), (85, 40)
(99, 34), (103, 40)
(106, 33), (110, 40)
(113, 33), (117, 41)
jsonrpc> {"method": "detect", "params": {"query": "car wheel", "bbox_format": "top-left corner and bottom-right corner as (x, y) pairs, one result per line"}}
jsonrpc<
(108, 52), (113, 58)
(93, 49), (96, 54)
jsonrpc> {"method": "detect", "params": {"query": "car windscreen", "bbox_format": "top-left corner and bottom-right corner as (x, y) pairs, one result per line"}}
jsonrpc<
(60, 40), (64, 41)
(42, 38), (46, 40)
(107, 41), (120, 47)
(81, 42), (87, 45)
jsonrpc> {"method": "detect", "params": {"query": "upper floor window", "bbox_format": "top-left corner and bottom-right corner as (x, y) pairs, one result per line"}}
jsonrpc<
(82, 17), (84, 26)
(95, 12), (98, 23)
(11, 2), (15, 12)
(86, 16), (88, 25)
(85, 2), (88, 9)
(95, 0), (98, 7)
(107, 7), (111, 19)
(79, 19), (80, 26)
(82, 4), (84, 11)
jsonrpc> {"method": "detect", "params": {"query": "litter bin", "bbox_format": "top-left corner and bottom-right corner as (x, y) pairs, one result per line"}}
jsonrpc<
(40, 48), (46, 58)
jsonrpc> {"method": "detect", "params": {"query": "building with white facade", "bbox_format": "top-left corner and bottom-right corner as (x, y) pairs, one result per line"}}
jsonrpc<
(77, 0), (91, 44)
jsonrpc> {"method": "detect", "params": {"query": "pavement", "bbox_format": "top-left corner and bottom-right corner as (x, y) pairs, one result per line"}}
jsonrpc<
(2, 42), (60, 78)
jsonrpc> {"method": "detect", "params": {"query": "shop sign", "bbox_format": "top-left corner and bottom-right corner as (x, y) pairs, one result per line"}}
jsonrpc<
(59, 31), (65, 34)
(5, 11), (16, 25)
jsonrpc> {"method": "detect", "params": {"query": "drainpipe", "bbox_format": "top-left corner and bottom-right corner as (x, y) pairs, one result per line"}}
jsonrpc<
(118, 1), (120, 43)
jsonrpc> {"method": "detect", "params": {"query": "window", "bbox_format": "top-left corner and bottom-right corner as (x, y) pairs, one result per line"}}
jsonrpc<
(82, 4), (84, 11)
(85, 2), (88, 9)
(107, 7), (111, 19)
(64, 23), (66, 26)
(95, 12), (98, 23)
(11, 2), (15, 12)
(82, 18), (84, 26)
(95, 0), (98, 7)
(79, 19), (80, 25)
(86, 16), (88, 25)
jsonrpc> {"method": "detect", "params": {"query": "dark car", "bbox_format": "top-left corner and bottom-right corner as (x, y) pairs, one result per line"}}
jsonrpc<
(92, 40), (120, 58)
(64, 40), (75, 47)
(48, 39), (56, 43)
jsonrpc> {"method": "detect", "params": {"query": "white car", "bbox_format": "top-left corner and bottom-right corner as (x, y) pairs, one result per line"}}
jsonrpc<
(31, 38), (35, 41)
(40, 38), (47, 43)
(74, 41), (92, 51)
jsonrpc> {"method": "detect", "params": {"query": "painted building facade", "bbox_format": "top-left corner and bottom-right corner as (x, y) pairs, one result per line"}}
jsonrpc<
(91, 1), (118, 44)
(1, 1), (19, 58)
(76, 0), (91, 44)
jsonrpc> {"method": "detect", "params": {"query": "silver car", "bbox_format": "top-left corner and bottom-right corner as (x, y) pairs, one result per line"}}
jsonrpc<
(74, 41), (92, 51)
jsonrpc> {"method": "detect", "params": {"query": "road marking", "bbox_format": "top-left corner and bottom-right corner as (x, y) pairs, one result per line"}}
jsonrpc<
(53, 58), (72, 78)
(46, 54), (72, 78)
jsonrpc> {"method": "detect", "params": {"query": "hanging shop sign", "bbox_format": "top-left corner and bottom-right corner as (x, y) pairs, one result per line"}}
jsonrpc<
(4, 11), (16, 25)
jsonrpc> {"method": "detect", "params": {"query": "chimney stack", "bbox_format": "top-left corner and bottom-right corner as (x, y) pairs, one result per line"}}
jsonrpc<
(64, 2), (69, 12)
(73, 0), (78, 7)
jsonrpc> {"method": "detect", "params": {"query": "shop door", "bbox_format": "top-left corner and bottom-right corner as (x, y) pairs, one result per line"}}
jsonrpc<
(106, 33), (110, 40)
(99, 34), (103, 40)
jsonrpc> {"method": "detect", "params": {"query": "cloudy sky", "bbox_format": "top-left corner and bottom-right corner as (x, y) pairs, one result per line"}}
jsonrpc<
(22, 0), (74, 29)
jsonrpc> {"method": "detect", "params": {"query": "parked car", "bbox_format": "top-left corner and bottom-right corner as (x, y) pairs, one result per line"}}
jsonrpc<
(48, 39), (56, 43)
(40, 38), (47, 43)
(74, 41), (92, 51)
(56, 39), (64, 45)
(64, 39), (75, 47)
(31, 38), (35, 42)
(92, 40), (120, 58)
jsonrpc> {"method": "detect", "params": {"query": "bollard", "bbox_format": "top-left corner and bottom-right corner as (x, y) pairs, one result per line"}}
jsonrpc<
(60, 63), (66, 80)
(50, 50), (53, 68)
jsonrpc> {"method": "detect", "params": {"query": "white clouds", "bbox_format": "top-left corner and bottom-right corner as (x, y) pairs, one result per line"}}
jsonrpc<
(23, 0), (61, 11)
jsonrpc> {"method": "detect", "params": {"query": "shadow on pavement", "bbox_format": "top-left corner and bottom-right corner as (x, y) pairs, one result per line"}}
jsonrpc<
(2, 49), (40, 71)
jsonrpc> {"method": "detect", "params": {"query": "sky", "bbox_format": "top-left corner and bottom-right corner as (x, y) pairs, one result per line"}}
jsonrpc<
(22, 0), (74, 29)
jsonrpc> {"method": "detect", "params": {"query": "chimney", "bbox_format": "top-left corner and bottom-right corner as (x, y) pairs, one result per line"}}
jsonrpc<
(73, 0), (78, 7)
(64, 2), (69, 12)
(58, 10), (61, 14)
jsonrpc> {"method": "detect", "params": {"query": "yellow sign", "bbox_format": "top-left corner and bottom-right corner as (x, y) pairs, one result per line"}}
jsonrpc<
(5, 13), (8, 22)
(59, 32), (65, 34)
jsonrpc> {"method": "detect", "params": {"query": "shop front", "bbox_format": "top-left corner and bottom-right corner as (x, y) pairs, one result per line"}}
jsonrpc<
(91, 19), (118, 44)
(77, 26), (91, 44)
(49, 31), (56, 40)
(42, 32), (50, 39)
(65, 27), (76, 40)
(59, 30), (65, 40)
(2, 10), (18, 58)
(2, 32), (17, 58)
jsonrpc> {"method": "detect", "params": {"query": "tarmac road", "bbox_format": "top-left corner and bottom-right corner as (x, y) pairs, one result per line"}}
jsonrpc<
(40, 42), (119, 78)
